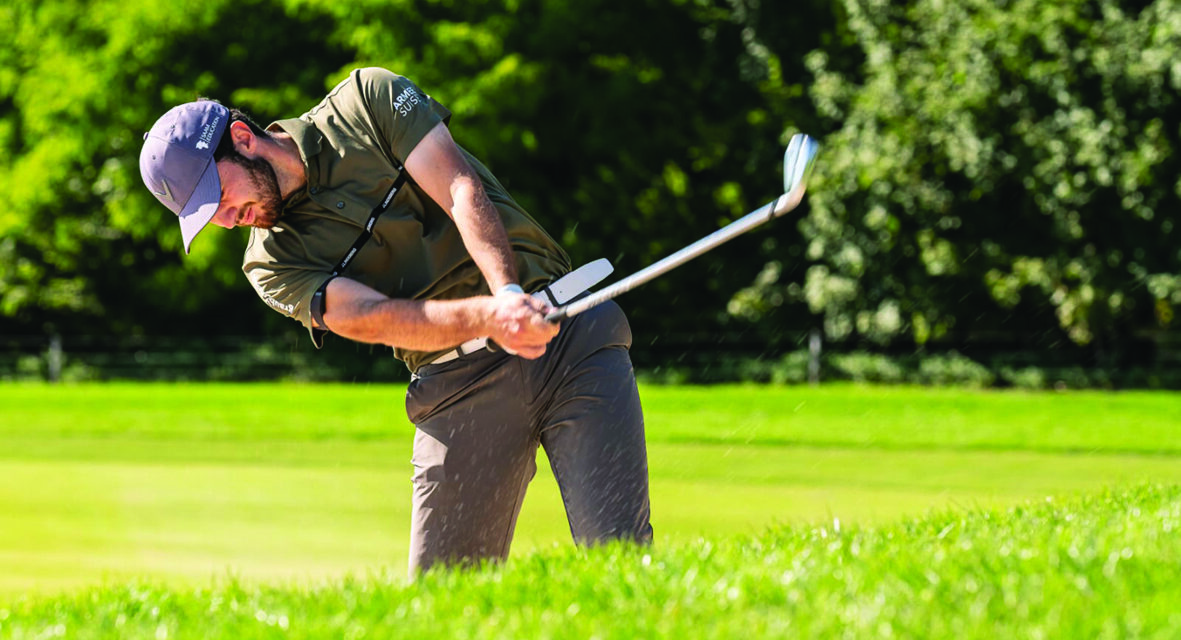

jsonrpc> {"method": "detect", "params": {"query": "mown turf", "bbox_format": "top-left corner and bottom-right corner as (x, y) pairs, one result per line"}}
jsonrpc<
(0, 383), (1178, 597)
(3, 383), (1178, 453)
(1, 484), (1177, 639)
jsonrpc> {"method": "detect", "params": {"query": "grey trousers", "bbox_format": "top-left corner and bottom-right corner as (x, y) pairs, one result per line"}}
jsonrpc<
(404, 300), (652, 574)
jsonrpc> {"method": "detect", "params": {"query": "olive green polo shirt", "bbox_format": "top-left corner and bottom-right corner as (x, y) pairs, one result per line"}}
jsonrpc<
(242, 67), (571, 372)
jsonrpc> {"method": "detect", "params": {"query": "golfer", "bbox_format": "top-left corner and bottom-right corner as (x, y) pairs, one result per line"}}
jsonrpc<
(139, 67), (652, 573)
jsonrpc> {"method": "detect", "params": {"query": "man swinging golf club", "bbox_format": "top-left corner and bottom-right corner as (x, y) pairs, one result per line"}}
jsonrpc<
(140, 67), (653, 574)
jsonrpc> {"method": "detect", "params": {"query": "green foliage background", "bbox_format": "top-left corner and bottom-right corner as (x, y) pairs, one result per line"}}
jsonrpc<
(765, 0), (1181, 358)
(1, 0), (1178, 371)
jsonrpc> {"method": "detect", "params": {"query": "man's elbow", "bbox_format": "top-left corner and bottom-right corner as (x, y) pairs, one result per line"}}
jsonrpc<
(449, 174), (487, 210)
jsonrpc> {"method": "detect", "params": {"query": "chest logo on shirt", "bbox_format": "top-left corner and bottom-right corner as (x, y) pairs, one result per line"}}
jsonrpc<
(393, 87), (422, 117)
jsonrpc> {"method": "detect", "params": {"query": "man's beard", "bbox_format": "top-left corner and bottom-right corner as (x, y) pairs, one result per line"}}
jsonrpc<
(229, 153), (285, 229)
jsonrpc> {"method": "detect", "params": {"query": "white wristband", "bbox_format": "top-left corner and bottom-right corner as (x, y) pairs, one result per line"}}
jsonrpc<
(497, 283), (525, 296)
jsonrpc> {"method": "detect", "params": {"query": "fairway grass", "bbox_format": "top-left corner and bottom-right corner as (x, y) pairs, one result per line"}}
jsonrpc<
(0, 383), (1178, 598)
(1, 485), (1177, 639)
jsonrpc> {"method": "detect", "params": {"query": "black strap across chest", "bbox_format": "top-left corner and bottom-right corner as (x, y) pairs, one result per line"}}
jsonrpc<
(310, 163), (410, 330)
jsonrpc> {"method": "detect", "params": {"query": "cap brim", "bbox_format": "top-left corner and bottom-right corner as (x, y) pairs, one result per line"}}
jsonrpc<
(177, 160), (221, 254)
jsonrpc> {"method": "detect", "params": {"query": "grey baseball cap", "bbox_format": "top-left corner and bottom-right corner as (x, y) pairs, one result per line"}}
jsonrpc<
(140, 100), (229, 254)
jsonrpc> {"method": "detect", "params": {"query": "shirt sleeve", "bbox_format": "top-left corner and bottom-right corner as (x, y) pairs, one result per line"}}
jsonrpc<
(353, 67), (450, 163)
(242, 230), (335, 347)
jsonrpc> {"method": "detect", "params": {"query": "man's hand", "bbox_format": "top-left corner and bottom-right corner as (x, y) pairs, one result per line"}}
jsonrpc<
(485, 293), (559, 359)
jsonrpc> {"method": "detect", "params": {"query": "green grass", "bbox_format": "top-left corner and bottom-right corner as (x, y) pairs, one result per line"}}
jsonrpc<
(0, 382), (1178, 607)
(1, 485), (1177, 639)
(3, 383), (1177, 453)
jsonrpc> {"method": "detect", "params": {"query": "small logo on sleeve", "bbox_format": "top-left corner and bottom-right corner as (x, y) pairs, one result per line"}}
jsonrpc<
(393, 87), (422, 117)
(263, 295), (295, 315)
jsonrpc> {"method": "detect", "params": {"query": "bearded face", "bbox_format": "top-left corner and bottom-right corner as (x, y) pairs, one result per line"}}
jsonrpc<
(225, 152), (285, 229)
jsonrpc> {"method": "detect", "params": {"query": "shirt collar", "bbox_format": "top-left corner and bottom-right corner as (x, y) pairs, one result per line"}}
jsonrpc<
(268, 117), (323, 197)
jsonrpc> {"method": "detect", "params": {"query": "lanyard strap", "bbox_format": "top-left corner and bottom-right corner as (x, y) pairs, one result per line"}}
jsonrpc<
(310, 165), (409, 330)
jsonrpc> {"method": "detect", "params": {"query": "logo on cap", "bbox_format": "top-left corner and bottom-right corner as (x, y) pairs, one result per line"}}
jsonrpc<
(152, 178), (175, 204)
(195, 115), (222, 150)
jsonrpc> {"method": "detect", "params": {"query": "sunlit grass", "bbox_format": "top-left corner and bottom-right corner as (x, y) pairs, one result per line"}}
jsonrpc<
(3, 383), (1177, 453)
(0, 382), (1178, 599)
(1, 485), (1177, 639)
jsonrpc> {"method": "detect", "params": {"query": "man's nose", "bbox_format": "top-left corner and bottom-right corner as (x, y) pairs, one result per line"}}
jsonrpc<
(211, 207), (236, 229)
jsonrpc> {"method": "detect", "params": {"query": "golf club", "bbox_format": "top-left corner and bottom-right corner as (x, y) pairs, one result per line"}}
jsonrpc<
(546, 133), (820, 323)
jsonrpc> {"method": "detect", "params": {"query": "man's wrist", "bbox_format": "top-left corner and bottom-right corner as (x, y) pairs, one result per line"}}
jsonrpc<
(496, 283), (525, 296)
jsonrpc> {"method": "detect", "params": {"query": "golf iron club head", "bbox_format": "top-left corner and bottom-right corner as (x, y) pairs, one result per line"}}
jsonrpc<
(771, 133), (819, 217)
(784, 133), (820, 195)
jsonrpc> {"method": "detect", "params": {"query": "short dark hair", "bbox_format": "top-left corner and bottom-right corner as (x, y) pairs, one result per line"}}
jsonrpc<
(201, 99), (268, 161)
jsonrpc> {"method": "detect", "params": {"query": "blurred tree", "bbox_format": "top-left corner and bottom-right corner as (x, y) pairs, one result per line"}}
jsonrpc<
(732, 0), (1181, 364)
(0, 0), (353, 337)
(1, 0), (828, 354)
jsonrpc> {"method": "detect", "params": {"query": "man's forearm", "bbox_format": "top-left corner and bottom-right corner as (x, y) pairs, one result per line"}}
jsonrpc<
(324, 278), (493, 350)
(450, 178), (519, 292)
(402, 123), (522, 292)
(322, 277), (557, 358)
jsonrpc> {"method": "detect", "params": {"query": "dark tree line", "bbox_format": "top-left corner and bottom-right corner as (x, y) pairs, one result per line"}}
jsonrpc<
(2, 0), (1177, 372)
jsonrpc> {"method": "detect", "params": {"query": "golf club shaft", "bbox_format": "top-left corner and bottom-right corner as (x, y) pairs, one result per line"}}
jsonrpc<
(545, 189), (803, 323)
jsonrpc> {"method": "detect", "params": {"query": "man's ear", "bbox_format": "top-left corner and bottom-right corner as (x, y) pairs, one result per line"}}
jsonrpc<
(228, 121), (258, 157)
